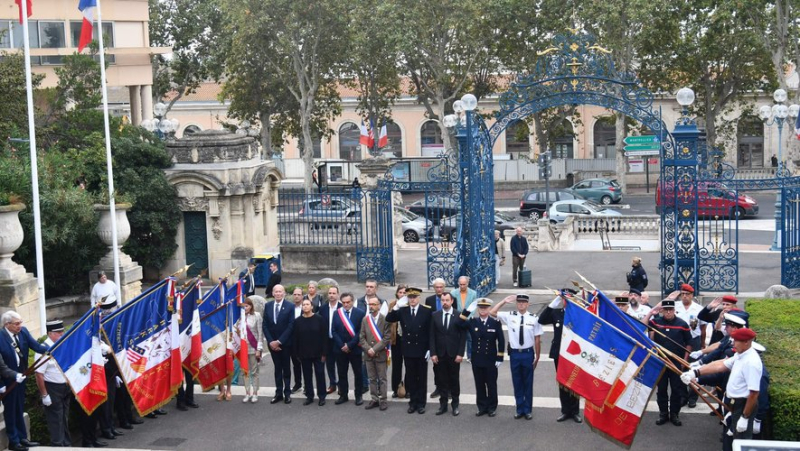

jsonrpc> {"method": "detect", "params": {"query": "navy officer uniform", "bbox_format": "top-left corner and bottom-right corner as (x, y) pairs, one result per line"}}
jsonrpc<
(386, 287), (433, 414)
(0, 310), (49, 451)
(537, 290), (582, 423)
(457, 298), (504, 417)
(263, 286), (295, 403)
(646, 298), (692, 426)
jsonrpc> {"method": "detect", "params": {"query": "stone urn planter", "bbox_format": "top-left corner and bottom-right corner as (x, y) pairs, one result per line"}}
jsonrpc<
(94, 203), (133, 266)
(0, 203), (26, 280)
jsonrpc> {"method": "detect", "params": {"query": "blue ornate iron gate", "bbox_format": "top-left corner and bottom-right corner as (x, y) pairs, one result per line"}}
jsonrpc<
(783, 186), (800, 287)
(355, 188), (394, 284)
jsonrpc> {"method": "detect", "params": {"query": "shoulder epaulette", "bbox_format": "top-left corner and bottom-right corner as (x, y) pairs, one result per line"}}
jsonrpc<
(421, 304), (432, 309)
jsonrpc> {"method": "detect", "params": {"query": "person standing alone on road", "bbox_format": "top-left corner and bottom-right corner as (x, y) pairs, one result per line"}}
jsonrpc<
(494, 230), (506, 284)
(627, 257), (648, 293)
(510, 227), (528, 287)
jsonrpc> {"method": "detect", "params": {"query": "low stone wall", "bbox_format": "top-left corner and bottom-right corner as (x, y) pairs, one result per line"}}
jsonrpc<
(280, 244), (357, 274)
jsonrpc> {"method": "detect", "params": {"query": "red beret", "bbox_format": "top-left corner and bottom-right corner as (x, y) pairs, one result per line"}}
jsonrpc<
(722, 295), (738, 304)
(730, 328), (757, 341)
(680, 283), (694, 293)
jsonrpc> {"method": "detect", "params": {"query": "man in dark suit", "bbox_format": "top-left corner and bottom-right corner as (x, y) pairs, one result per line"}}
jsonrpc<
(239, 262), (257, 296)
(265, 262), (281, 298)
(0, 311), (49, 451)
(458, 298), (505, 417)
(262, 284), (295, 404)
(318, 286), (342, 395)
(429, 292), (466, 416)
(386, 287), (433, 414)
(332, 293), (365, 406)
(537, 289), (582, 423)
(425, 278), (446, 311)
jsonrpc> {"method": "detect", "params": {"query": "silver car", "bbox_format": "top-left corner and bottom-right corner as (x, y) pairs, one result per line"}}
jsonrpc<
(547, 199), (622, 223)
(396, 208), (431, 242)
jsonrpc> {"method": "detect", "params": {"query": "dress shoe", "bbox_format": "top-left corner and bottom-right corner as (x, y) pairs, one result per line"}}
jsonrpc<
(270, 396), (284, 404)
(335, 396), (349, 405)
(514, 413), (524, 420)
(452, 406), (460, 416)
(417, 407), (426, 414)
(130, 417), (145, 424)
(656, 413), (669, 425)
(488, 410), (497, 417)
(145, 412), (157, 419)
(155, 409), (168, 415)
(284, 396), (292, 404)
(291, 385), (302, 394)
(355, 396), (363, 406)
(557, 413), (571, 422)
(379, 401), (388, 411)
(572, 414), (583, 424)
(407, 406), (416, 414)
(525, 413), (533, 420)
(435, 406), (448, 416)
(119, 423), (134, 430)
(20, 439), (40, 446)
(186, 402), (199, 409)
(8, 444), (28, 451)
(688, 400), (697, 408)
(111, 429), (125, 436)
(177, 403), (188, 411)
(303, 398), (314, 406)
(90, 441), (108, 448)
(476, 410), (487, 417)
(430, 389), (440, 399)
(365, 401), (379, 410)
(326, 386), (336, 394)
(392, 392), (399, 398)
(318, 399), (326, 406)
(670, 414), (682, 426)
(100, 431), (116, 440)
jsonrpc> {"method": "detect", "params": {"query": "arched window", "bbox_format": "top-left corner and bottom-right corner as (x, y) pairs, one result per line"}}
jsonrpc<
(506, 120), (530, 156)
(552, 120), (574, 159)
(737, 116), (764, 168)
(593, 117), (616, 159)
(420, 120), (444, 156)
(385, 122), (403, 158)
(298, 132), (322, 159)
(338, 122), (361, 161)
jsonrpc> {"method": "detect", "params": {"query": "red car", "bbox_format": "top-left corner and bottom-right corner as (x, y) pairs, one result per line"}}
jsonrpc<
(656, 181), (758, 219)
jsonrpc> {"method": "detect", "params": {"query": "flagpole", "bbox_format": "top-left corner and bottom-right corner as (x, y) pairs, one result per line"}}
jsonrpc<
(94, 0), (121, 305)
(20, 0), (48, 334)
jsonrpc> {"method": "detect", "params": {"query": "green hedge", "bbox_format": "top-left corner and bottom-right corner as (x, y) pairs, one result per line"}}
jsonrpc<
(747, 298), (800, 441)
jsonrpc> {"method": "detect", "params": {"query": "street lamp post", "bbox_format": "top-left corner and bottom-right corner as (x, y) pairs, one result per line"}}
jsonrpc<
(141, 102), (180, 140)
(759, 89), (800, 251)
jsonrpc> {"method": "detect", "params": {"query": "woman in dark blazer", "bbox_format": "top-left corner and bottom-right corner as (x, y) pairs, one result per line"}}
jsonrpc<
(292, 300), (329, 406)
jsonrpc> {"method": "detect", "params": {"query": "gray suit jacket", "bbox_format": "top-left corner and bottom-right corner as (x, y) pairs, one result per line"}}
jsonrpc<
(359, 314), (392, 362)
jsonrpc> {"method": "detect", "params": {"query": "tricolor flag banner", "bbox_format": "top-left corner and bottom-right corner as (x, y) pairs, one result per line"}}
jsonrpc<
(101, 279), (182, 416)
(557, 301), (639, 408)
(359, 121), (371, 146)
(590, 290), (654, 347)
(225, 282), (248, 376)
(197, 282), (229, 390)
(179, 280), (202, 378)
(77, 0), (96, 51)
(584, 352), (665, 449)
(49, 307), (107, 415)
(795, 112), (800, 140)
(14, 0), (32, 23)
(378, 124), (388, 148)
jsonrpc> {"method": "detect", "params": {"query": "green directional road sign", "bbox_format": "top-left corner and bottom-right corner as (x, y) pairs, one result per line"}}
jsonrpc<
(624, 143), (661, 151)
(623, 135), (660, 145)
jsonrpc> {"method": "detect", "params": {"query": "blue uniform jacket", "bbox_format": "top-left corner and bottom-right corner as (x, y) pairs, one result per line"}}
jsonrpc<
(456, 315), (505, 368)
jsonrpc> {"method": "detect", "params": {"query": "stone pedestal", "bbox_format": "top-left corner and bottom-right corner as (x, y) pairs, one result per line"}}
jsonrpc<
(0, 204), (43, 336)
(90, 203), (142, 302)
(356, 157), (401, 272)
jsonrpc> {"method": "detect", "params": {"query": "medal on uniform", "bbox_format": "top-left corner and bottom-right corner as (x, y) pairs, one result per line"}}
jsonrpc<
(475, 327), (479, 332)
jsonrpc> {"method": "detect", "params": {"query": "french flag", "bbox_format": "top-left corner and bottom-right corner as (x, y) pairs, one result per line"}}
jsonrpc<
(179, 281), (202, 377)
(14, 0), (32, 24)
(226, 281), (248, 376)
(557, 301), (638, 408)
(197, 282), (230, 389)
(50, 308), (107, 415)
(378, 124), (388, 148)
(359, 120), (373, 147)
(77, 0), (96, 52)
(795, 113), (800, 140)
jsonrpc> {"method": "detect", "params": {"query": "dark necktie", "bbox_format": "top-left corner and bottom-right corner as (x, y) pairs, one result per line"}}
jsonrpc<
(274, 303), (279, 323)
(13, 334), (22, 360)
(518, 314), (525, 347)
(412, 308), (416, 319)
(346, 310), (351, 320)
(445, 312), (450, 329)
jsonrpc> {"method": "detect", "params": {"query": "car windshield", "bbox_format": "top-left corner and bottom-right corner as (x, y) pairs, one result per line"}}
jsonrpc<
(495, 211), (513, 222)
(609, 180), (620, 188)
(397, 209), (420, 220)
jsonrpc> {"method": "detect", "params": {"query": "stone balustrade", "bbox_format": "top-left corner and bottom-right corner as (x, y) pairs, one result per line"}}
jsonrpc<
(572, 215), (661, 236)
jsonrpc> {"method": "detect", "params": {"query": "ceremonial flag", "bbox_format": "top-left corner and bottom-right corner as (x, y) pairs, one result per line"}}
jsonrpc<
(795, 113), (800, 140)
(14, 0), (32, 23)
(584, 352), (665, 448)
(49, 307), (107, 415)
(101, 278), (182, 416)
(225, 282), (248, 376)
(378, 124), (388, 148)
(359, 121), (371, 146)
(77, 0), (96, 52)
(197, 282), (229, 390)
(589, 290), (653, 347)
(179, 280), (203, 378)
(557, 301), (639, 408)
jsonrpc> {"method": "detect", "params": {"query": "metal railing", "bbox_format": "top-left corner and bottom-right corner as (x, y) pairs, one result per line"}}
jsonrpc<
(278, 191), (362, 245)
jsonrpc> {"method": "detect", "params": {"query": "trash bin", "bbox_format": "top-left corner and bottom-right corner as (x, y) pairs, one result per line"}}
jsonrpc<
(250, 253), (281, 287)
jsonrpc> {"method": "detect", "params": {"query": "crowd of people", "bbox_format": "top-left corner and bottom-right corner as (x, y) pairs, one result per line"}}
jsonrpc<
(0, 269), (769, 451)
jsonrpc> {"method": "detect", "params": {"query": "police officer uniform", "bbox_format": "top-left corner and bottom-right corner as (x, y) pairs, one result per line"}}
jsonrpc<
(386, 287), (432, 414)
(458, 299), (504, 416)
(35, 320), (71, 447)
(649, 299), (692, 426)
(537, 292), (581, 423)
(495, 294), (543, 419)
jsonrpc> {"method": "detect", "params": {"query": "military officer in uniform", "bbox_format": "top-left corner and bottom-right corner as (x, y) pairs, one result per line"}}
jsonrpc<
(490, 294), (543, 420)
(458, 298), (504, 417)
(386, 287), (432, 414)
(34, 320), (71, 447)
(537, 290), (581, 423)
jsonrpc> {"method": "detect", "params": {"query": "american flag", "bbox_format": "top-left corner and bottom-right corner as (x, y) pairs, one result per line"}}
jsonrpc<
(127, 345), (145, 363)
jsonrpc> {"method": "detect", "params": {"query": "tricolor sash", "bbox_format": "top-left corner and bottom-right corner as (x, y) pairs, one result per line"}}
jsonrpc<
(367, 315), (383, 342)
(337, 308), (356, 338)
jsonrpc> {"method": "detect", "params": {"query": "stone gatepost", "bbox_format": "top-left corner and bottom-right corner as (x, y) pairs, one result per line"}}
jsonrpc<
(356, 157), (401, 274)
(90, 203), (143, 303)
(0, 204), (43, 336)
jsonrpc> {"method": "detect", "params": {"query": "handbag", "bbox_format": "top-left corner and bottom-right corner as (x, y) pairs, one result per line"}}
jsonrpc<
(397, 382), (406, 398)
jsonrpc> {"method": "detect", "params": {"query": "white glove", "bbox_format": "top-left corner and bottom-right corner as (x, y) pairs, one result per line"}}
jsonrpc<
(100, 343), (111, 355)
(115, 376), (123, 388)
(689, 361), (702, 370)
(736, 416), (749, 433)
(15, 373), (25, 384)
(753, 419), (762, 434)
(42, 394), (52, 406)
(394, 296), (408, 310)
(0, 386), (6, 394)
(548, 296), (563, 309)
(424, 350), (430, 362)
(726, 429), (734, 437)
(495, 361), (502, 368)
(690, 350), (703, 360)
(680, 371), (696, 385)
(466, 301), (479, 313)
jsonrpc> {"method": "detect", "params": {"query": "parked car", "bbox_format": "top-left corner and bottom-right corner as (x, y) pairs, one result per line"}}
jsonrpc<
(547, 199), (622, 223)
(519, 189), (585, 221)
(297, 195), (359, 232)
(656, 181), (758, 218)
(431, 210), (523, 242)
(405, 196), (461, 225)
(395, 208), (431, 243)
(568, 178), (622, 205)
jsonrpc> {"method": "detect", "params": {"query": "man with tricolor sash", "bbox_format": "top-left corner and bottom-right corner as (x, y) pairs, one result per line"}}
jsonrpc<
(359, 296), (391, 410)
(332, 293), (366, 406)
